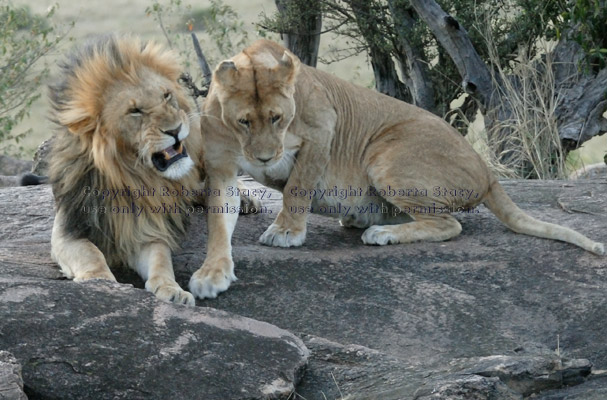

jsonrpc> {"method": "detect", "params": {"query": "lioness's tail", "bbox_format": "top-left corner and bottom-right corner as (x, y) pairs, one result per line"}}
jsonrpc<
(483, 181), (605, 255)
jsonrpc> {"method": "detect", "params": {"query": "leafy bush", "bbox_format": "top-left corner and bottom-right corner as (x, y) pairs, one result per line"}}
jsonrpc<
(145, 0), (248, 78)
(0, 2), (65, 156)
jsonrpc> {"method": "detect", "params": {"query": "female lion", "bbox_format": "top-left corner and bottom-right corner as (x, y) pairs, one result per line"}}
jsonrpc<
(188, 39), (604, 300)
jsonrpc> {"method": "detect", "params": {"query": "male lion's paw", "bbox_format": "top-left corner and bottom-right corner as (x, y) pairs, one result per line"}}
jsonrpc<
(259, 223), (306, 247)
(189, 261), (236, 299)
(362, 225), (399, 245)
(73, 268), (117, 282)
(240, 193), (262, 214)
(146, 278), (195, 306)
(154, 285), (195, 306)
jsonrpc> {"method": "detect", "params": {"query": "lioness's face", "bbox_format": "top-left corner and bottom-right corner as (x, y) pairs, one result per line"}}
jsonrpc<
(221, 91), (295, 167)
(103, 71), (194, 180)
(213, 51), (300, 167)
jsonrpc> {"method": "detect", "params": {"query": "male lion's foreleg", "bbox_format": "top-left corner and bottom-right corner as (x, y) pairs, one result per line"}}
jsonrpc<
(362, 214), (462, 245)
(131, 242), (194, 306)
(189, 174), (239, 299)
(51, 210), (116, 281)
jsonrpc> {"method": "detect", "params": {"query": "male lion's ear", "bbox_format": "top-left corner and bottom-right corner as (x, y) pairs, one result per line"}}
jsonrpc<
(275, 51), (300, 85)
(214, 60), (238, 88)
(59, 109), (97, 136)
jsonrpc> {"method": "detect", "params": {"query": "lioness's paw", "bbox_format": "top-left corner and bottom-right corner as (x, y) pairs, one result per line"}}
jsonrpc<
(362, 225), (399, 245)
(259, 223), (306, 247)
(240, 193), (262, 214)
(189, 263), (236, 299)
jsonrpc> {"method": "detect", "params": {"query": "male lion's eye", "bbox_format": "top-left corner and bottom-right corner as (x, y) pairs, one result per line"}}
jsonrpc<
(238, 118), (250, 127)
(129, 107), (142, 116)
(271, 115), (281, 124)
(164, 92), (172, 101)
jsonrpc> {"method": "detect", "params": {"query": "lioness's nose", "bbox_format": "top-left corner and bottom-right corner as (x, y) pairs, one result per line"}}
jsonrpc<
(162, 124), (182, 137)
(257, 156), (273, 163)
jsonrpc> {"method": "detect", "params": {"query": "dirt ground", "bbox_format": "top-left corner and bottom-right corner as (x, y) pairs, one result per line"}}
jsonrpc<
(7, 0), (606, 167)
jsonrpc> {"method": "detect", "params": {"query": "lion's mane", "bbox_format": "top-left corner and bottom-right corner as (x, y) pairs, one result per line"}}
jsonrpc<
(49, 35), (204, 267)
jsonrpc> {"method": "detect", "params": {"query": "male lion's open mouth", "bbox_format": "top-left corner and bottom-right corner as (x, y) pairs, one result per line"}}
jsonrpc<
(152, 140), (188, 172)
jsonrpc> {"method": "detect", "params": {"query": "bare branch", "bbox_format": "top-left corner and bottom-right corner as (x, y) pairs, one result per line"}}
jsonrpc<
(190, 32), (212, 88)
(409, 0), (493, 110)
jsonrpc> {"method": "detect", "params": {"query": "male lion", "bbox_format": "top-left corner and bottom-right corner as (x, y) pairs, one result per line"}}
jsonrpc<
(49, 36), (256, 305)
(189, 39), (604, 299)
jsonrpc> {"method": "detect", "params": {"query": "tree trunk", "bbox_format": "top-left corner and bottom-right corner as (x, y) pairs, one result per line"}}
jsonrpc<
(275, 0), (323, 67)
(347, 0), (411, 102)
(387, 0), (437, 113)
(551, 41), (607, 151)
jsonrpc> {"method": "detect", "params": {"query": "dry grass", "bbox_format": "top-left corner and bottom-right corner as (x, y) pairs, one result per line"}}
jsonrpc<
(466, 14), (606, 178)
(485, 43), (567, 179)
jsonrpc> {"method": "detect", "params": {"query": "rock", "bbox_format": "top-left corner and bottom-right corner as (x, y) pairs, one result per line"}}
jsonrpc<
(183, 178), (607, 399)
(0, 351), (27, 400)
(296, 335), (421, 399)
(412, 343), (592, 399)
(535, 374), (607, 399)
(0, 276), (308, 400)
(0, 176), (19, 188)
(570, 162), (606, 179)
(1, 179), (606, 399)
(414, 374), (522, 400)
(463, 354), (591, 396)
(0, 186), (308, 400)
(0, 155), (32, 176)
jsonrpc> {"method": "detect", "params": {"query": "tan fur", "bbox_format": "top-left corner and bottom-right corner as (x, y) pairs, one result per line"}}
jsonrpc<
(189, 39), (604, 299)
(49, 36), (206, 305)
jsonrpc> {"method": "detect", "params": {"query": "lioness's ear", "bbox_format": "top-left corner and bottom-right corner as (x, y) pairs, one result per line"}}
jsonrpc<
(275, 51), (300, 85)
(213, 60), (238, 87)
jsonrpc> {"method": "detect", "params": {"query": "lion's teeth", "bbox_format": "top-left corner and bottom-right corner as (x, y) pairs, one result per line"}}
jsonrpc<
(163, 150), (171, 160)
(176, 143), (183, 154)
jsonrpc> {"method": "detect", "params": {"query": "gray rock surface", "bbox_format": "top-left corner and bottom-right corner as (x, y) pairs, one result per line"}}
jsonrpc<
(0, 186), (308, 400)
(535, 374), (607, 400)
(0, 155), (34, 188)
(1, 179), (606, 399)
(0, 351), (27, 400)
(0, 155), (32, 176)
(0, 277), (307, 400)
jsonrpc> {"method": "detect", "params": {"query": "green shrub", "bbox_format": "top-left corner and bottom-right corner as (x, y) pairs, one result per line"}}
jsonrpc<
(0, 1), (65, 156)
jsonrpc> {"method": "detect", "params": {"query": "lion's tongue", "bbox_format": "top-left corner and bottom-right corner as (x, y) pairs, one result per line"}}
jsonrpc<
(162, 143), (183, 160)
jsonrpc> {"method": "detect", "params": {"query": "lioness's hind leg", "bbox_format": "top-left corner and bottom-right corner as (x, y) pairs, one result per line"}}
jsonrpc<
(237, 179), (262, 214)
(131, 242), (195, 306)
(362, 214), (462, 245)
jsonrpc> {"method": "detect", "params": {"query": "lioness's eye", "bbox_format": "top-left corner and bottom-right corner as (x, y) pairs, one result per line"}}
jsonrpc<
(164, 92), (172, 101)
(238, 118), (250, 127)
(271, 115), (281, 124)
(129, 107), (142, 116)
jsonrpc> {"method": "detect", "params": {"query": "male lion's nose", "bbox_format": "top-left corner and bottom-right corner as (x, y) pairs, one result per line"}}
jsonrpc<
(162, 124), (182, 137)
